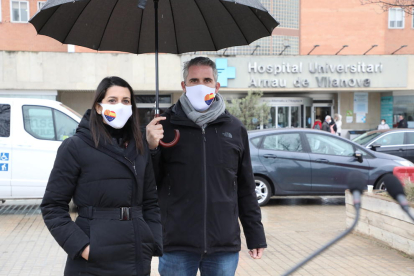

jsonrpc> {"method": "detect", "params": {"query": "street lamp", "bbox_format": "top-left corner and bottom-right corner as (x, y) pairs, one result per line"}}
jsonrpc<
(279, 45), (290, 56)
(335, 45), (348, 55)
(363, 45), (378, 55)
(251, 45), (260, 55)
(307, 45), (319, 55)
(391, 45), (407, 55)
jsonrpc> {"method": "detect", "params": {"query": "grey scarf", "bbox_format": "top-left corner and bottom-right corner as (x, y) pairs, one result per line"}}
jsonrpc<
(179, 93), (226, 127)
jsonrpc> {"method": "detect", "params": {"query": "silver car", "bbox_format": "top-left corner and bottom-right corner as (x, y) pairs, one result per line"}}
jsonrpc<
(249, 129), (413, 206)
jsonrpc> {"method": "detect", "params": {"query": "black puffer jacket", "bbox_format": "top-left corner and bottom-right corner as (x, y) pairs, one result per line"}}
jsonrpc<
(41, 110), (162, 276)
(152, 102), (267, 254)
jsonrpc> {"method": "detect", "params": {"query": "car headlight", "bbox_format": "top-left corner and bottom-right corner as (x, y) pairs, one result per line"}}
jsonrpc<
(394, 160), (414, 167)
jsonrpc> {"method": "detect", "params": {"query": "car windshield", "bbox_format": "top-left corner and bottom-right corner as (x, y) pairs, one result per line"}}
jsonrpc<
(352, 132), (383, 145)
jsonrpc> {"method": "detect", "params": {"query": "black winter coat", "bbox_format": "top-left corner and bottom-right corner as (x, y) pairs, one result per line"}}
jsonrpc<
(41, 111), (162, 276)
(398, 119), (408, 128)
(151, 102), (267, 255)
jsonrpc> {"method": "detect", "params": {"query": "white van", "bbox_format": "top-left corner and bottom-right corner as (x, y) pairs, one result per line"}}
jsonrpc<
(0, 98), (81, 201)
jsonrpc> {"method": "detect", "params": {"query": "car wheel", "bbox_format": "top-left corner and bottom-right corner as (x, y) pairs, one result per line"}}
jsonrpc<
(375, 174), (389, 190)
(254, 176), (271, 206)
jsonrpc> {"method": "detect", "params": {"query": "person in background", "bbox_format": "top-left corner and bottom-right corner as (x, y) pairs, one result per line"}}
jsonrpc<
(397, 114), (408, 128)
(329, 116), (337, 134)
(313, 116), (322, 130)
(334, 114), (342, 136)
(378, 119), (390, 130)
(41, 76), (162, 276)
(322, 115), (332, 133)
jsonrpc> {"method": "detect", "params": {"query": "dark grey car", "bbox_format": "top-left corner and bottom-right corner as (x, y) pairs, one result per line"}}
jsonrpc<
(249, 129), (414, 206)
(352, 129), (414, 163)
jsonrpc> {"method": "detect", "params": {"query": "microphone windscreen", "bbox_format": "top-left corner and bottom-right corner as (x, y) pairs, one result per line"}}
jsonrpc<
(346, 171), (366, 193)
(383, 174), (406, 200)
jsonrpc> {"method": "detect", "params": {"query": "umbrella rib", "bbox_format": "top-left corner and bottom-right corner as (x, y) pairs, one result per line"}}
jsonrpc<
(248, 6), (272, 34)
(193, 0), (218, 51)
(61, 0), (93, 45)
(168, 0), (179, 53)
(136, 6), (144, 54)
(96, 0), (120, 51)
(36, 4), (63, 35)
(219, 1), (248, 45)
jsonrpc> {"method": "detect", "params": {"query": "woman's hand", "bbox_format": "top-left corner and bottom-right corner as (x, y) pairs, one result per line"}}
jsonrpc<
(81, 245), (90, 261)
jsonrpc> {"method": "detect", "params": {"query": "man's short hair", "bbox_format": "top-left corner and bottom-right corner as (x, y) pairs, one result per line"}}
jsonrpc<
(325, 115), (331, 121)
(183, 57), (218, 83)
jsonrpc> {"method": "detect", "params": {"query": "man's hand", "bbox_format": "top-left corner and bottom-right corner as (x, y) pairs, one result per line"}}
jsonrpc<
(146, 117), (166, 150)
(81, 245), (90, 261)
(249, 248), (265, 259)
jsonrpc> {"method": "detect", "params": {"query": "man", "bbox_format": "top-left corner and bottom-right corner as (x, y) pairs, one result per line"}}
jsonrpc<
(322, 115), (332, 133)
(397, 114), (408, 128)
(146, 57), (266, 276)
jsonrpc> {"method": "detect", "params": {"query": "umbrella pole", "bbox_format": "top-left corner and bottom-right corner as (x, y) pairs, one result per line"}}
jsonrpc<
(154, 0), (160, 115)
(153, 0), (180, 148)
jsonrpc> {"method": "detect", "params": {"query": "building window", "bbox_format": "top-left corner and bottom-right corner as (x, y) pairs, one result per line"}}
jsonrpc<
(388, 8), (404, 29)
(37, 1), (45, 11)
(11, 1), (29, 23)
(413, 8), (414, 28)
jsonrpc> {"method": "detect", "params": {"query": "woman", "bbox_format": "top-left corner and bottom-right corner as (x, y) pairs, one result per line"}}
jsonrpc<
(334, 114), (342, 136)
(378, 119), (390, 130)
(41, 77), (162, 276)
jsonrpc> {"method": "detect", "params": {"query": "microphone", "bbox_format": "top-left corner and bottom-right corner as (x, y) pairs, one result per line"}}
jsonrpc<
(281, 171), (366, 276)
(383, 174), (414, 222)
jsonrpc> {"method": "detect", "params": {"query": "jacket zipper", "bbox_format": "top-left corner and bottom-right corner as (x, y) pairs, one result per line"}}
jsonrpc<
(124, 157), (137, 175)
(202, 126), (207, 254)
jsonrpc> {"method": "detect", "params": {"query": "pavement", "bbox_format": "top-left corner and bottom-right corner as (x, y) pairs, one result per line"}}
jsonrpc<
(0, 197), (413, 276)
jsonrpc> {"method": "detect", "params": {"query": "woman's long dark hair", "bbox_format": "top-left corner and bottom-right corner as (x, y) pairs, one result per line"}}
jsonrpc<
(90, 76), (144, 154)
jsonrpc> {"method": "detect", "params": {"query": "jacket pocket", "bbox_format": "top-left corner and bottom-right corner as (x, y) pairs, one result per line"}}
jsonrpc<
(138, 217), (155, 244)
(87, 219), (136, 274)
(216, 130), (241, 171)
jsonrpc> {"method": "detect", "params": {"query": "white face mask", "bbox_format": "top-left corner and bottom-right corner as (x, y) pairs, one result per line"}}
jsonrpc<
(185, 84), (216, 112)
(99, 103), (132, 129)
(381, 121), (385, 125)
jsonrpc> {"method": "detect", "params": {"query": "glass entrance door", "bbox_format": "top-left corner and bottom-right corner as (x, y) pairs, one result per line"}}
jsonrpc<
(277, 107), (289, 128)
(268, 106), (302, 128)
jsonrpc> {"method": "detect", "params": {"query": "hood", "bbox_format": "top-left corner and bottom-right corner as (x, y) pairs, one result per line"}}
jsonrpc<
(334, 113), (342, 121)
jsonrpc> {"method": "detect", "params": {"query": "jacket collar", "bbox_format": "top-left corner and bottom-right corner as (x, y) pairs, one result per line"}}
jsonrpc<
(168, 101), (232, 128)
(76, 110), (139, 162)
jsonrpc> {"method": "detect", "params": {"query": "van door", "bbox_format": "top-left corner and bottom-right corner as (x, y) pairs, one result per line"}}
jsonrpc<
(11, 104), (79, 198)
(0, 103), (12, 198)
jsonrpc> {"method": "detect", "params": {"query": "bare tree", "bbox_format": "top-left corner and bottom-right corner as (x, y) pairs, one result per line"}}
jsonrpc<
(361, 0), (414, 13)
(227, 90), (270, 130)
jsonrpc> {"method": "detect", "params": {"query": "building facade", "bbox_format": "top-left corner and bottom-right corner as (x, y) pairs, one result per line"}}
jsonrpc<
(1, 0), (413, 136)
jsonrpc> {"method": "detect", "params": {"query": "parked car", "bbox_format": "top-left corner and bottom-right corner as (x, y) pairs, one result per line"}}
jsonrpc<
(0, 98), (81, 202)
(352, 129), (414, 162)
(249, 129), (413, 206)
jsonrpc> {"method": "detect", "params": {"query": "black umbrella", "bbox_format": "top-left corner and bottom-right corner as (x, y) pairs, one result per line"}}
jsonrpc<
(29, 0), (279, 146)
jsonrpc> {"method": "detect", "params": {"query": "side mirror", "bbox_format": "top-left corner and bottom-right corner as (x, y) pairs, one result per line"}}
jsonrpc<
(370, 144), (381, 151)
(354, 151), (363, 163)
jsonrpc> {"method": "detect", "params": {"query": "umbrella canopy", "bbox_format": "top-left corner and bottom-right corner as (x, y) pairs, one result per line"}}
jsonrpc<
(29, 0), (279, 54)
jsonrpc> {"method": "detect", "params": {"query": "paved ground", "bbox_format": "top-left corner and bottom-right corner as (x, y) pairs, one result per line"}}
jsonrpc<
(0, 197), (413, 276)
